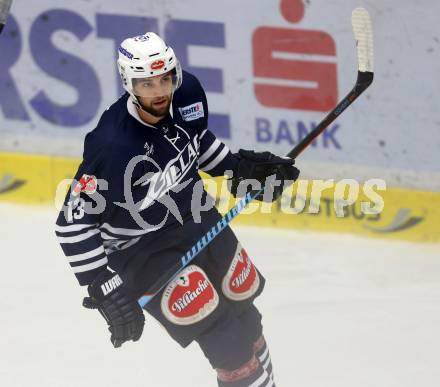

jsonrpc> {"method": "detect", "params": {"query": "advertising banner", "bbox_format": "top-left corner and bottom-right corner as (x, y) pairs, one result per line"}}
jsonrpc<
(0, 0), (439, 241)
(0, 0), (439, 181)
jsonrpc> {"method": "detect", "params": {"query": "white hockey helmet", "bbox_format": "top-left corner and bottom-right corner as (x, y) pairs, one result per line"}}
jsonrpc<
(117, 32), (182, 101)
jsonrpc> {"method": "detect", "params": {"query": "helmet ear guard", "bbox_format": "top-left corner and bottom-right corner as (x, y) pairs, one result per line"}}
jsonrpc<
(117, 32), (182, 101)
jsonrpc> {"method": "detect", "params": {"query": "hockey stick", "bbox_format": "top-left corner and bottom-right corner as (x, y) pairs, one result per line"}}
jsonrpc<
(138, 7), (374, 307)
(0, 0), (13, 34)
(287, 8), (374, 158)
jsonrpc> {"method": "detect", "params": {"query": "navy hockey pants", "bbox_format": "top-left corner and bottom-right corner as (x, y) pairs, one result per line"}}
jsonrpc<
(108, 208), (269, 378)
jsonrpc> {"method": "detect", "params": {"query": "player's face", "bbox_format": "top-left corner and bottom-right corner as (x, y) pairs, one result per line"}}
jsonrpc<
(133, 72), (174, 118)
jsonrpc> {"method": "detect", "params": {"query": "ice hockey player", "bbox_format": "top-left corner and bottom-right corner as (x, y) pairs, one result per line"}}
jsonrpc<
(55, 32), (299, 387)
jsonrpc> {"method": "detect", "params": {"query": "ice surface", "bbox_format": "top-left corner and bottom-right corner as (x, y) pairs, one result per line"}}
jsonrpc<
(1, 203), (439, 387)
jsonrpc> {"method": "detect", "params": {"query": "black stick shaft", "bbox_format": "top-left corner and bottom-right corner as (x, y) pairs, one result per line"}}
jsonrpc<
(287, 71), (373, 159)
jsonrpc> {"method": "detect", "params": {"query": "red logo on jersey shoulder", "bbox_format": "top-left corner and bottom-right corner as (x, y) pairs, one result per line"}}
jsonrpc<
(161, 265), (219, 325)
(222, 244), (260, 301)
(72, 174), (97, 197)
(151, 60), (165, 70)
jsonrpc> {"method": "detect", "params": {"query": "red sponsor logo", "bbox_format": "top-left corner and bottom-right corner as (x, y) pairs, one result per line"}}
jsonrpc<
(150, 60), (165, 70)
(72, 174), (97, 197)
(161, 265), (219, 325)
(252, 0), (338, 112)
(222, 244), (260, 301)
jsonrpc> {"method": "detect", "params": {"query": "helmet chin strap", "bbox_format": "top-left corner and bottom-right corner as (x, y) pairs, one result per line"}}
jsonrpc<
(132, 96), (150, 115)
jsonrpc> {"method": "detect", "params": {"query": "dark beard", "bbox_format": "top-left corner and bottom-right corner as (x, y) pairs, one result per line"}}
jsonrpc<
(139, 98), (171, 118)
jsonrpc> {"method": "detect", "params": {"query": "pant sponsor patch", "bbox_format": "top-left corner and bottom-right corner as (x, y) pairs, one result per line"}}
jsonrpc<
(222, 244), (260, 301)
(161, 265), (219, 326)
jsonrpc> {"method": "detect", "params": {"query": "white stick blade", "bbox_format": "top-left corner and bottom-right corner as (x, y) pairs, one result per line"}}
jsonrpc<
(352, 7), (374, 73)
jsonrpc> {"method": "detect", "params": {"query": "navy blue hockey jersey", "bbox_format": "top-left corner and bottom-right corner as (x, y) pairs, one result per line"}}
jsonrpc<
(55, 71), (239, 286)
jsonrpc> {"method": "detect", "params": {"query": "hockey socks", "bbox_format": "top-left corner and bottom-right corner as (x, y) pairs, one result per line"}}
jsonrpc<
(216, 356), (273, 387)
(216, 336), (275, 387)
(253, 336), (274, 382)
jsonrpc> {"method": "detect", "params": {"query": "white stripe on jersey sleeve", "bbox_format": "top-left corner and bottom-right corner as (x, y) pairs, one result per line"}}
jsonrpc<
(200, 147), (229, 172)
(72, 257), (108, 273)
(100, 223), (149, 237)
(57, 229), (101, 244)
(67, 246), (106, 263)
(100, 231), (119, 240)
(198, 139), (221, 165)
(55, 223), (97, 233)
(200, 128), (208, 139)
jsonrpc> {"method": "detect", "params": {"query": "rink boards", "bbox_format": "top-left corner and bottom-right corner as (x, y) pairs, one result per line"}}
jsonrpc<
(1, 1), (440, 191)
(1, 151), (438, 243)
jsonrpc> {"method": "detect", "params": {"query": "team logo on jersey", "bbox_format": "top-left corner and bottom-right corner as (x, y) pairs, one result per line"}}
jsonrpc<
(161, 265), (219, 326)
(151, 60), (165, 70)
(138, 137), (199, 210)
(222, 244), (260, 301)
(178, 102), (204, 122)
(115, 134), (200, 230)
(72, 174), (97, 197)
(144, 142), (154, 156)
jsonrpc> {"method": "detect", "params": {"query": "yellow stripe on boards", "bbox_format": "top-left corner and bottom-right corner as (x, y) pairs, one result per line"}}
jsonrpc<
(1, 152), (439, 242)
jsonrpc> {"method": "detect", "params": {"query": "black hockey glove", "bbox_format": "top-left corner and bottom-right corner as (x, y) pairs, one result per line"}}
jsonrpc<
(82, 269), (145, 348)
(229, 149), (300, 202)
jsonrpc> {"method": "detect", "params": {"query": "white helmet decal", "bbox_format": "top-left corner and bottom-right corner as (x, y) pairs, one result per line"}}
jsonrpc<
(117, 32), (182, 102)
